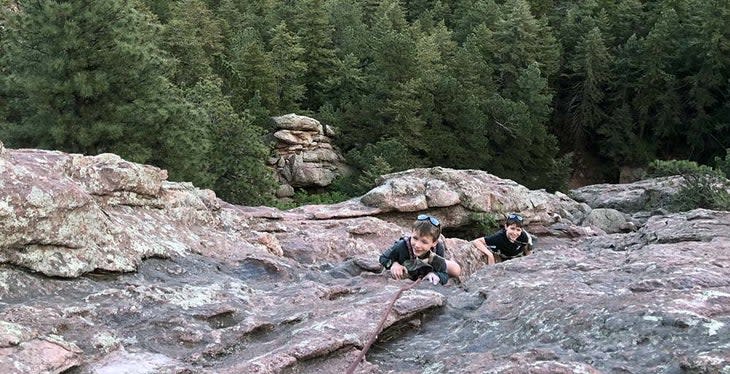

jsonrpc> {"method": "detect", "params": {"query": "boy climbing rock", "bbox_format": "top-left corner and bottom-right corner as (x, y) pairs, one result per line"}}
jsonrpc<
(379, 214), (461, 285)
(471, 213), (534, 265)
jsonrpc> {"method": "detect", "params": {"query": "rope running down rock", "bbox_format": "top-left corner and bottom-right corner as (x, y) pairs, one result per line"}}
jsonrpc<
(346, 277), (424, 374)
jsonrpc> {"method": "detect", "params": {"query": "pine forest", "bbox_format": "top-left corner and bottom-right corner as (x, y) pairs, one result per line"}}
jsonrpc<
(1, 0), (729, 206)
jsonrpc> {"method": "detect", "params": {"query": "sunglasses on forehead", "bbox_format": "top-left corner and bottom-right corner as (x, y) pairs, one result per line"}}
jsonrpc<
(507, 213), (524, 222)
(507, 213), (525, 223)
(417, 214), (441, 227)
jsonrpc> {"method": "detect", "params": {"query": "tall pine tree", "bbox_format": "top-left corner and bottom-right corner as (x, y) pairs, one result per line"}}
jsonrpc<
(1, 0), (212, 186)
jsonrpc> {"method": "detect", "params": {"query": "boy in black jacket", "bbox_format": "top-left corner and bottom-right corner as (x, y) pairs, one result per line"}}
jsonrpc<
(471, 213), (534, 265)
(379, 215), (461, 285)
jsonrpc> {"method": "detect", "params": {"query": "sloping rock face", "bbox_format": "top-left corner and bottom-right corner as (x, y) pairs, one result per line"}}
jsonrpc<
(368, 210), (730, 373)
(568, 176), (683, 214)
(1, 143), (728, 373)
(268, 114), (349, 197)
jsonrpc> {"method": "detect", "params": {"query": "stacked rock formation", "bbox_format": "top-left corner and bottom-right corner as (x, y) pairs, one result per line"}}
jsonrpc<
(269, 114), (349, 198)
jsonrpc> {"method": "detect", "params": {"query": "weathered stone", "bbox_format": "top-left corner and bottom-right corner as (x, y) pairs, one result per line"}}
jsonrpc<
(69, 152), (165, 197)
(0, 321), (34, 348)
(424, 179), (461, 207)
(269, 114), (348, 192)
(273, 129), (305, 145)
(301, 148), (340, 163)
(324, 124), (337, 137)
(291, 161), (337, 187)
(272, 113), (323, 132)
(582, 208), (629, 234)
(362, 167), (589, 231)
(87, 348), (189, 374)
(1, 144), (728, 374)
(0, 337), (81, 374)
(276, 183), (295, 198)
(569, 176), (683, 213)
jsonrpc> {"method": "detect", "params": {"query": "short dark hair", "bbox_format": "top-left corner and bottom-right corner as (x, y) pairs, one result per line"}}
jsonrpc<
(412, 215), (441, 240)
(505, 213), (524, 227)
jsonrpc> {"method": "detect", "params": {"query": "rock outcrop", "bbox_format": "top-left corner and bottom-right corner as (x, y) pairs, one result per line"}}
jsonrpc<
(268, 114), (349, 197)
(361, 167), (590, 230)
(1, 143), (728, 373)
(568, 176), (683, 213)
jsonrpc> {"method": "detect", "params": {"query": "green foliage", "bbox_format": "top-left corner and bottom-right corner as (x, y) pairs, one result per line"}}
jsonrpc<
(352, 156), (393, 196)
(714, 149), (730, 178)
(347, 138), (426, 172)
(272, 189), (350, 210)
(269, 22), (307, 113)
(646, 159), (719, 178)
(647, 158), (730, 212)
(161, 0), (224, 88)
(0, 0), (213, 186)
(184, 77), (277, 205)
(289, 0), (338, 110)
(669, 173), (730, 212)
(469, 212), (501, 235)
(225, 28), (277, 114)
(337, 138), (426, 196)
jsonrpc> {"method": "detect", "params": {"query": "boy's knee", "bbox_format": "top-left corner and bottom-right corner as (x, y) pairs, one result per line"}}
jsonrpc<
(446, 259), (461, 277)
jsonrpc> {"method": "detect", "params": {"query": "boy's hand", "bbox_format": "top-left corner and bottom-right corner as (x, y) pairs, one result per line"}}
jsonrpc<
(390, 262), (406, 279)
(425, 272), (439, 285)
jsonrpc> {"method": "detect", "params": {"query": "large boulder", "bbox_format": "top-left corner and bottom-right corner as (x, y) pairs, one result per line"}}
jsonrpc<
(269, 114), (350, 194)
(569, 176), (683, 213)
(362, 167), (591, 231)
(0, 148), (268, 277)
(582, 208), (633, 234)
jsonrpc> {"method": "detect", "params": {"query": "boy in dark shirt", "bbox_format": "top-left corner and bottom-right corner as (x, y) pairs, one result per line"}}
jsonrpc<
(379, 215), (461, 285)
(471, 213), (534, 265)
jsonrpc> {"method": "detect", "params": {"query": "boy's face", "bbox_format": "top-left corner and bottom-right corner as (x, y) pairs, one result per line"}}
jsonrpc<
(410, 231), (437, 257)
(505, 223), (523, 242)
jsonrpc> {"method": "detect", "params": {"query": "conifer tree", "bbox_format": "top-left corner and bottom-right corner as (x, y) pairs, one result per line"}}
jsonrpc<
(633, 7), (683, 152)
(566, 27), (611, 147)
(361, 0), (383, 26)
(606, 33), (652, 163)
(449, 0), (500, 43)
(185, 77), (277, 205)
(683, 0), (730, 162)
(226, 28), (277, 117)
(325, 0), (368, 59)
(269, 22), (307, 113)
(1, 0), (212, 186)
(435, 23), (498, 169)
(491, 0), (559, 93)
(162, 0), (224, 88)
(289, 0), (338, 111)
(227, 0), (280, 42)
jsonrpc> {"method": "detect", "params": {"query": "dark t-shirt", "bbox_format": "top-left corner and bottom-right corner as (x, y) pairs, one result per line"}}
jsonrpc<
(378, 237), (449, 284)
(483, 229), (530, 259)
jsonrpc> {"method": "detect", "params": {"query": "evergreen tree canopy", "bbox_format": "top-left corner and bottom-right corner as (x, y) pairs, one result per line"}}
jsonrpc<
(0, 0), (209, 182)
(2, 0), (729, 203)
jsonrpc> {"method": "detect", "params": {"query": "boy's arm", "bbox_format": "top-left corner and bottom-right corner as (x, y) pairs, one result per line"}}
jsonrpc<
(470, 237), (489, 255)
(430, 255), (450, 285)
(520, 230), (534, 256)
(379, 241), (400, 269)
(470, 237), (496, 264)
(435, 271), (449, 285)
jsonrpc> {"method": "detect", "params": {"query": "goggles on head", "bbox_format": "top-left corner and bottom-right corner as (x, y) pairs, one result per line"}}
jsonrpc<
(507, 213), (524, 223)
(417, 214), (441, 227)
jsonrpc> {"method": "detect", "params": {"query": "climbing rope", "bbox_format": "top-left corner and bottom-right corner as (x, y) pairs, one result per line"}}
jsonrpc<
(346, 277), (424, 374)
